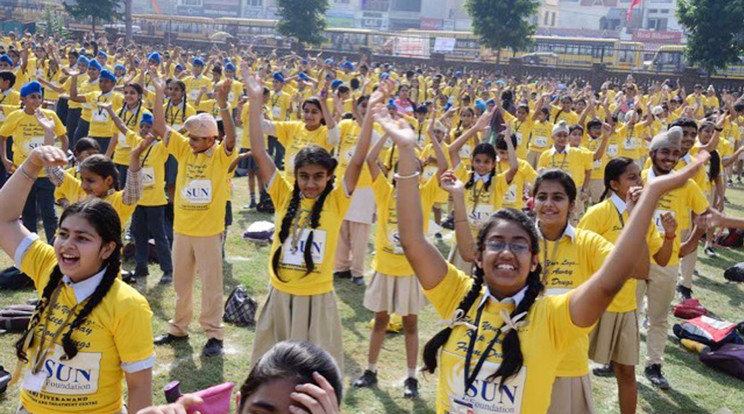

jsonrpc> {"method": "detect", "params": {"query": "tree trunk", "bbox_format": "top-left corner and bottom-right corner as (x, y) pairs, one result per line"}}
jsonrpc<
(125, 0), (132, 44)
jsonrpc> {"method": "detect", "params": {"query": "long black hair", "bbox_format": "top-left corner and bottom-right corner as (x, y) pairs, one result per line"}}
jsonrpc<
(422, 209), (544, 386)
(271, 145), (338, 279)
(533, 169), (577, 205)
(464, 142), (497, 192)
(302, 97), (326, 126)
(15, 199), (122, 362)
(239, 340), (343, 411)
(699, 121), (721, 182)
(600, 157), (635, 201)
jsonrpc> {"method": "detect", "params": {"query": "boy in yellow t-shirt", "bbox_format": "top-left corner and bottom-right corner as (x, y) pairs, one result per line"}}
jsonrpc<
(538, 121), (593, 201)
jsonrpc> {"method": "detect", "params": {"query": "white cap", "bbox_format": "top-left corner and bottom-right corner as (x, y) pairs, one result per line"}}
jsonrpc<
(552, 120), (569, 136)
(650, 126), (683, 151)
(184, 113), (219, 137)
(652, 106), (664, 116)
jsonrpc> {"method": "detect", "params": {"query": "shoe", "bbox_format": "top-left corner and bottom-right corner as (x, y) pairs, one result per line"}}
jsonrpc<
(677, 284), (693, 300)
(334, 270), (352, 279)
(249, 199), (257, 209)
(352, 276), (365, 286)
(159, 273), (173, 285)
(352, 370), (378, 388)
(403, 377), (419, 398)
(644, 364), (670, 390)
(122, 271), (137, 285)
(202, 338), (224, 356)
(435, 232), (442, 240)
(154, 333), (189, 345)
(441, 217), (455, 230)
(592, 362), (615, 377)
(134, 269), (149, 278)
(704, 246), (718, 257)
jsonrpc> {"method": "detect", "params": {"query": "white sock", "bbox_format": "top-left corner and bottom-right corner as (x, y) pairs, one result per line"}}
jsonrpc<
(407, 368), (417, 379)
(367, 364), (377, 373)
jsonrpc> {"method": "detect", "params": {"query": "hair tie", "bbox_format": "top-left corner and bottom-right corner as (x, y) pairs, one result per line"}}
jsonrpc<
(440, 308), (476, 331)
(499, 308), (528, 334)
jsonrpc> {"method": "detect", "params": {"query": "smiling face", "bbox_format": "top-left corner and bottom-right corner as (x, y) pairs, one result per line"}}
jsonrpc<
(54, 213), (115, 280)
(534, 180), (572, 228)
(99, 78), (115, 93)
(460, 109), (474, 127)
(22, 92), (43, 111)
(169, 84), (185, 103)
(568, 128), (583, 147)
(553, 131), (569, 147)
(87, 66), (100, 80)
(698, 124), (714, 144)
(472, 153), (494, 176)
(476, 219), (538, 298)
(80, 168), (114, 198)
(680, 126), (697, 153)
(123, 85), (141, 106)
(295, 163), (332, 199)
(651, 147), (681, 174)
(188, 134), (216, 153)
(302, 101), (323, 128)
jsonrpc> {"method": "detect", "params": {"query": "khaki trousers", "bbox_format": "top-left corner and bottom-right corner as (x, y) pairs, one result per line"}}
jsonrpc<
(636, 263), (678, 366)
(333, 220), (371, 277)
(679, 229), (696, 289)
(168, 232), (225, 340)
(527, 151), (541, 169)
(587, 178), (605, 204)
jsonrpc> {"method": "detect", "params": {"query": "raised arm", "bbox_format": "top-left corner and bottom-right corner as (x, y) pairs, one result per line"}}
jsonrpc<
(365, 130), (388, 181)
(65, 69), (86, 103)
(150, 68), (167, 143)
(592, 123), (612, 161)
(242, 63), (276, 184)
(441, 171), (476, 262)
(215, 79), (236, 153)
(502, 123), (519, 183)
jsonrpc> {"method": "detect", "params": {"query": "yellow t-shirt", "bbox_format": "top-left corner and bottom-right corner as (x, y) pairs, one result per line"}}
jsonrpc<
(126, 131), (168, 206)
(1, 88), (21, 107)
(266, 173), (352, 295)
(528, 120), (552, 153)
(182, 75), (213, 107)
(454, 165), (509, 236)
(268, 90), (292, 121)
(615, 123), (649, 160)
(425, 263), (592, 414)
(497, 158), (536, 210)
(77, 78), (100, 122)
(503, 111), (533, 159)
(550, 106), (579, 125)
(642, 168), (709, 265)
(239, 102), (270, 150)
(583, 135), (609, 180)
(112, 105), (148, 165)
(537, 147), (592, 188)
(163, 100), (196, 131)
(18, 238), (154, 414)
(167, 130), (233, 237)
(54, 167), (86, 204)
(0, 108), (66, 178)
(336, 119), (379, 188)
(274, 121), (336, 177)
(578, 196), (664, 312)
(371, 175), (439, 276)
(84, 91), (124, 138)
(689, 144), (722, 195)
(541, 226), (613, 377)
(57, 172), (137, 224)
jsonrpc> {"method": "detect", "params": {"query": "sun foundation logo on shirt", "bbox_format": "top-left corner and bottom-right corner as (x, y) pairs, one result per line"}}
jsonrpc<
(281, 229), (327, 269)
(37, 344), (102, 396)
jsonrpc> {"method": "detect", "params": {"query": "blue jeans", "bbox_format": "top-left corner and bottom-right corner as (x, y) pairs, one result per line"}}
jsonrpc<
(22, 177), (58, 243)
(55, 98), (68, 129)
(116, 164), (128, 189)
(131, 205), (173, 275)
(65, 108), (81, 148)
(267, 135), (285, 170)
(73, 119), (90, 144)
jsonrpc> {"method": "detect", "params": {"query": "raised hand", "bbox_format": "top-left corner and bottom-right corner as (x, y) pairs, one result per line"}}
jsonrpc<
(241, 64), (264, 99)
(34, 109), (55, 132)
(660, 212), (678, 236)
(371, 103), (417, 148)
(649, 150), (709, 196)
(439, 170), (464, 195)
(27, 145), (68, 168)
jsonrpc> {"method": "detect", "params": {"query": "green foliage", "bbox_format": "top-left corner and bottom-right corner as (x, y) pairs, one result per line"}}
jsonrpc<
(677, 0), (744, 74)
(465, 0), (540, 53)
(42, 7), (68, 38)
(63, 0), (122, 31)
(275, 0), (329, 46)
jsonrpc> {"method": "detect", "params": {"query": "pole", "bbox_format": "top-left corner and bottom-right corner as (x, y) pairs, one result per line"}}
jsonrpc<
(125, 0), (132, 44)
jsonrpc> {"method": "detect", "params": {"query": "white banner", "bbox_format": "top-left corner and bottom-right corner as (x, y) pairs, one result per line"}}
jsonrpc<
(433, 37), (456, 53)
(393, 36), (430, 58)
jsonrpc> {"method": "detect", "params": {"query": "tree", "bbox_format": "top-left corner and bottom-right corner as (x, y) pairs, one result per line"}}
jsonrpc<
(63, 0), (122, 33)
(465, 0), (540, 63)
(275, 0), (328, 46)
(677, 0), (744, 76)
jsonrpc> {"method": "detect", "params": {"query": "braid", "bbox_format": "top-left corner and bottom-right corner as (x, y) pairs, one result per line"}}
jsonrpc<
(422, 266), (485, 374)
(386, 142), (397, 172)
(483, 167), (495, 193)
(464, 171), (476, 190)
(301, 179), (334, 276)
(271, 182), (302, 282)
(61, 250), (120, 360)
(488, 269), (544, 386)
(15, 267), (64, 362)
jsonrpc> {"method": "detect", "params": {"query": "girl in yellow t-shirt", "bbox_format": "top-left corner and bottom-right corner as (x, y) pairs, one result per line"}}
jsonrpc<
(375, 100), (707, 414)
(54, 137), (100, 208)
(0, 146), (154, 414)
(243, 67), (380, 371)
(108, 83), (146, 187)
(578, 157), (676, 414)
(527, 107), (552, 168)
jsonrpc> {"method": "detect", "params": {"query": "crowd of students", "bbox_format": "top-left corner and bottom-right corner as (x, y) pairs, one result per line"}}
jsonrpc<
(0, 29), (743, 413)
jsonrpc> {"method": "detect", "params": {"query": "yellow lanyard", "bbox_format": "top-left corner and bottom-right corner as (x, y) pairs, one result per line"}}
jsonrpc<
(551, 149), (568, 171)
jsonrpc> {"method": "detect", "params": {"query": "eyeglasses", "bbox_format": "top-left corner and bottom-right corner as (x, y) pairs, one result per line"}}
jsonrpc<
(484, 241), (531, 255)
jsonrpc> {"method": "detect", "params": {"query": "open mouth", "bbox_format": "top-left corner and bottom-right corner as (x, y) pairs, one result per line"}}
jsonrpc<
(60, 253), (80, 266)
(496, 264), (516, 271)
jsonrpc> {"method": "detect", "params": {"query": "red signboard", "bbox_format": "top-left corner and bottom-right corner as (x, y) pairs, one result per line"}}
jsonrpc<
(632, 30), (682, 43)
(420, 17), (442, 30)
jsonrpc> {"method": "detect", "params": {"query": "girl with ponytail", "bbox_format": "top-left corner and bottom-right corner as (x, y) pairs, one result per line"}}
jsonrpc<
(578, 157), (676, 414)
(108, 83), (146, 187)
(0, 146), (154, 413)
(372, 103), (707, 413)
(243, 64), (379, 371)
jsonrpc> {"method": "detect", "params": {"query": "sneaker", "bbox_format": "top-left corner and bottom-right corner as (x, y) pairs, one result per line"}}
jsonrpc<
(159, 273), (173, 285)
(441, 217), (455, 230)
(592, 362), (615, 377)
(403, 377), (419, 398)
(202, 338), (224, 357)
(644, 364), (670, 390)
(352, 370), (378, 388)
(154, 333), (189, 345)
(249, 199), (257, 209)
(677, 284), (693, 300)
(435, 232), (442, 240)
(352, 276), (365, 286)
(704, 246), (718, 257)
(122, 271), (137, 285)
(134, 269), (149, 278)
(334, 270), (352, 279)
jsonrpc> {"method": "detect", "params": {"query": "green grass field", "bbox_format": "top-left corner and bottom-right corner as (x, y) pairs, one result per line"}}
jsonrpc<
(0, 173), (743, 413)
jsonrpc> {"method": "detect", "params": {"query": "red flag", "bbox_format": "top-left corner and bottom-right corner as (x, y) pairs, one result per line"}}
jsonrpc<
(627, 0), (641, 21)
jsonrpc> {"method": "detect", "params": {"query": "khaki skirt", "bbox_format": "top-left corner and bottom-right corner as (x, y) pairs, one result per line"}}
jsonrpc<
(547, 375), (596, 414)
(589, 309), (640, 366)
(363, 272), (428, 316)
(251, 287), (344, 372)
(448, 243), (474, 274)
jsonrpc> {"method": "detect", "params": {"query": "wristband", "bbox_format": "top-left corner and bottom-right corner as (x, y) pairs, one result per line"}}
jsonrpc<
(664, 233), (676, 240)
(393, 171), (420, 180)
(219, 106), (230, 112)
(18, 165), (37, 181)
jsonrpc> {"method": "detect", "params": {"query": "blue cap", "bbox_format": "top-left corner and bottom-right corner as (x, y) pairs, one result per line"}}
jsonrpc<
(77, 55), (90, 67)
(140, 112), (153, 125)
(88, 59), (102, 71)
(485, 81), (492, 87)
(380, 72), (390, 80)
(298, 72), (309, 81)
(20, 80), (42, 97)
(99, 69), (116, 82)
(175, 64), (184, 71)
(192, 57), (205, 67)
(455, 71), (462, 77)
(331, 79), (342, 89)
(97, 50), (107, 59)
(302, 59), (309, 65)
(486, 99), (495, 105)
(273, 72), (284, 83)
(387, 98), (396, 108)
(114, 63), (126, 73)
(495, 79), (506, 87)
(225, 62), (236, 72)
(342, 61), (353, 70)
(0, 55), (13, 66)
(147, 52), (161, 64)
(415, 105), (428, 114)
(474, 100), (487, 111)
(324, 58), (334, 65)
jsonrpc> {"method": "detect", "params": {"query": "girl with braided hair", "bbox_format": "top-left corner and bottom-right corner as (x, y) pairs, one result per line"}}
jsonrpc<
(371, 100), (707, 413)
(0, 146), (154, 414)
(244, 67), (380, 371)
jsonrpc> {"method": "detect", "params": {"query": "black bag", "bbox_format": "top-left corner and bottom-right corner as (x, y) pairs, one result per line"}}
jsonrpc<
(0, 304), (34, 332)
(0, 266), (33, 290)
(0, 365), (10, 394)
(223, 285), (257, 327)
(724, 262), (744, 283)
(716, 228), (744, 247)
